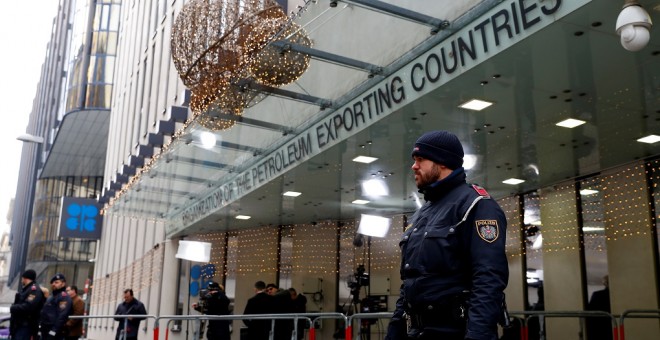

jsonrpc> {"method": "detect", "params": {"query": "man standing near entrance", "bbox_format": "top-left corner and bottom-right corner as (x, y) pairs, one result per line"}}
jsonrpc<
(386, 130), (509, 340)
(64, 285), (85, 340)
(10, 269), (45, 339)
(114, 289), (147, 340)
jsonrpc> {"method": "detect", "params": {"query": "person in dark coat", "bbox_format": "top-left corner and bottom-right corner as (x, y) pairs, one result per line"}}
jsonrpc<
(10, 269), (45, 340)
(267, 284), (294, 340)
(385, 131), (509, 340)
(243, 281), (273, 340)
(193, 281), (231, 339)
(40, 273), (73, 340)
(586, 275), (612, 340)
(289, 288), (308, 340)
(114, 288), (147, 340)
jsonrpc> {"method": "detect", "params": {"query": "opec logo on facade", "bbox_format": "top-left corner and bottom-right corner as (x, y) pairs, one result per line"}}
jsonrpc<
(189, 263), (217, 296)
(58, 197), (103, 239)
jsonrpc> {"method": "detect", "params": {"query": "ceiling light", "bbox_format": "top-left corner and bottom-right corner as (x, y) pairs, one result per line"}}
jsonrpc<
(463, 154), (477, 170)
(583, 226), (605, 232)
(353, 156), (378, 163)
(362, 179), (389, 197)
(459, 99), (493, 111)
(580, 189), (599, 196)
(283, 191), (301, 197)
(352, 199), (369, 205)
(235, 215), (251, 220)
(556, 118), (586, 128)
(199, 131), (217, 149)
(502, 178), (525, 185)
(637, 134), (660, 144)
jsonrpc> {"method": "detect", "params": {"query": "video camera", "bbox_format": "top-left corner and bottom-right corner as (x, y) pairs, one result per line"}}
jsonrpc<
(348, 265), (370, 303)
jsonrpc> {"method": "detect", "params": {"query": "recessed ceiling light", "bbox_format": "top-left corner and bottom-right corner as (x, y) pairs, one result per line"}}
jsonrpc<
(459, 99), (493, 111)
(235, 215), (251, 220)
(637, 135), (660, 144)
(556, 118), (586, 128)
(353, 156), (378, 163)
(352, 199), (369, 205)
(283, 191), (301, 197)
(502, 178), (525, 185)
(580, 189), (599, 196)
(463, 154), (477, 170)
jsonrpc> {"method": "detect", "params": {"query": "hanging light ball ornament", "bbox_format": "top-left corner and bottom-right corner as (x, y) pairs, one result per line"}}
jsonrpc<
(170, 0), (285, 89)
(245, 17), (312, 86)
(190, 76), (247, 131)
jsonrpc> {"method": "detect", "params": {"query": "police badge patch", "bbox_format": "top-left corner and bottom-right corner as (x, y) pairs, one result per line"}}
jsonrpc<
(476, 220), (499, 243)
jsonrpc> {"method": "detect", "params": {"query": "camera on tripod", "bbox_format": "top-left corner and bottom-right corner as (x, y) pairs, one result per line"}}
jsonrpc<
(348, 264), (370, 303)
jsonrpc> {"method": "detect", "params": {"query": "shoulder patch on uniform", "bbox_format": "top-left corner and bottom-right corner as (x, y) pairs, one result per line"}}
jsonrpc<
(61, 291), (67, 297)
(472, 184), (490, 198)
(31, 285), (36, 291)
(475, 220), (499, 243)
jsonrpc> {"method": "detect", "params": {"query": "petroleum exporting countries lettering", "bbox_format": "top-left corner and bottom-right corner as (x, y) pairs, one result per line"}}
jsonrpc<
(169, 0), (585, 236)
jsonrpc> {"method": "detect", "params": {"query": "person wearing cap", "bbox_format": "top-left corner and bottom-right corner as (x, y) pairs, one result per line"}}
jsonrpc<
(192, 281), (231, 339)
(40, 273), (73, 340)
(114, 288), (147, 340)
(385, 131), (509, 340)
(10, 269), (45, 339)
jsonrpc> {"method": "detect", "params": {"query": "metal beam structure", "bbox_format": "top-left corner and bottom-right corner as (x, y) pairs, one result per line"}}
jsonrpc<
(236, 78), (333, 109)
(334, 0), (449, 33)
(270, 40), (383, 76)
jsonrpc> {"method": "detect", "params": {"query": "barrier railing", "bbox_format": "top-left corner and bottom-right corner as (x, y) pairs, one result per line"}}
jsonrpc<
(69, 314), (157, 340)
(509, 310), (618, 340)
(346, 312), (393, 340)
(618, 309), (660, 340)
(74, 312), (346, 340)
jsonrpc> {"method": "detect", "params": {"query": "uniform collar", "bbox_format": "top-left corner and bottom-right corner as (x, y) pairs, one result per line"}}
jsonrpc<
(419, 167), (466, 201)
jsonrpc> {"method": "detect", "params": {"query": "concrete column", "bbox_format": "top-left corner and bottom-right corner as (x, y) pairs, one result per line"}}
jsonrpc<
(539, 182), (584, 339)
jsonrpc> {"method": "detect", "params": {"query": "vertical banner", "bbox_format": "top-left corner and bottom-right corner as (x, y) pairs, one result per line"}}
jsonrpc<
(59, 197), (104, 239)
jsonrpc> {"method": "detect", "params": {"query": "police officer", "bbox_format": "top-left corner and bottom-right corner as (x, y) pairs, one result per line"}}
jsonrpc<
(385, 131), (509, 340)
(40, 273), (73, 340)
(10, 269), (45, 339)
(192, 281), (231, 339)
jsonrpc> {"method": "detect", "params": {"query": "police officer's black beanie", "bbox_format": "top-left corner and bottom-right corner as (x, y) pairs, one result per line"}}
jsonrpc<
(411, 130), (464, 169)
(22, 269), (37, 281)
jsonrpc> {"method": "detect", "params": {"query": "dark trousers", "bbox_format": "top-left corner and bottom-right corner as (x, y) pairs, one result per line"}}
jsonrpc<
(13, 325), (35, 340)
(408, 329), (464, 340)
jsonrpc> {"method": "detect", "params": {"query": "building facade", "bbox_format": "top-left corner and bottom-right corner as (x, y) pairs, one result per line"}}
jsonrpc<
(11, 0), (660, 339)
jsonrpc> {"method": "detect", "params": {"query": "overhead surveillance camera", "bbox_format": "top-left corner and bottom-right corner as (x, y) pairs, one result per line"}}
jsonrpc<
(615, 2), (653, 51)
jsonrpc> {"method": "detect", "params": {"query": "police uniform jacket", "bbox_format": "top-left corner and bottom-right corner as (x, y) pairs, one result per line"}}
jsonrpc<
(10, 281), (45, 335)
(40, 287), (73, 336)
(387, 168), (508, 340)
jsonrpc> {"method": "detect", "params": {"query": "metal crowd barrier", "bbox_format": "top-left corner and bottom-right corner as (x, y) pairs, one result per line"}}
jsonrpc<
(73, 312), (347, 340)
(618, 309), (660, 340)
(346, 312), (393, 340)
(508, 310), (618, 340)
(69, 314), (157, 340)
